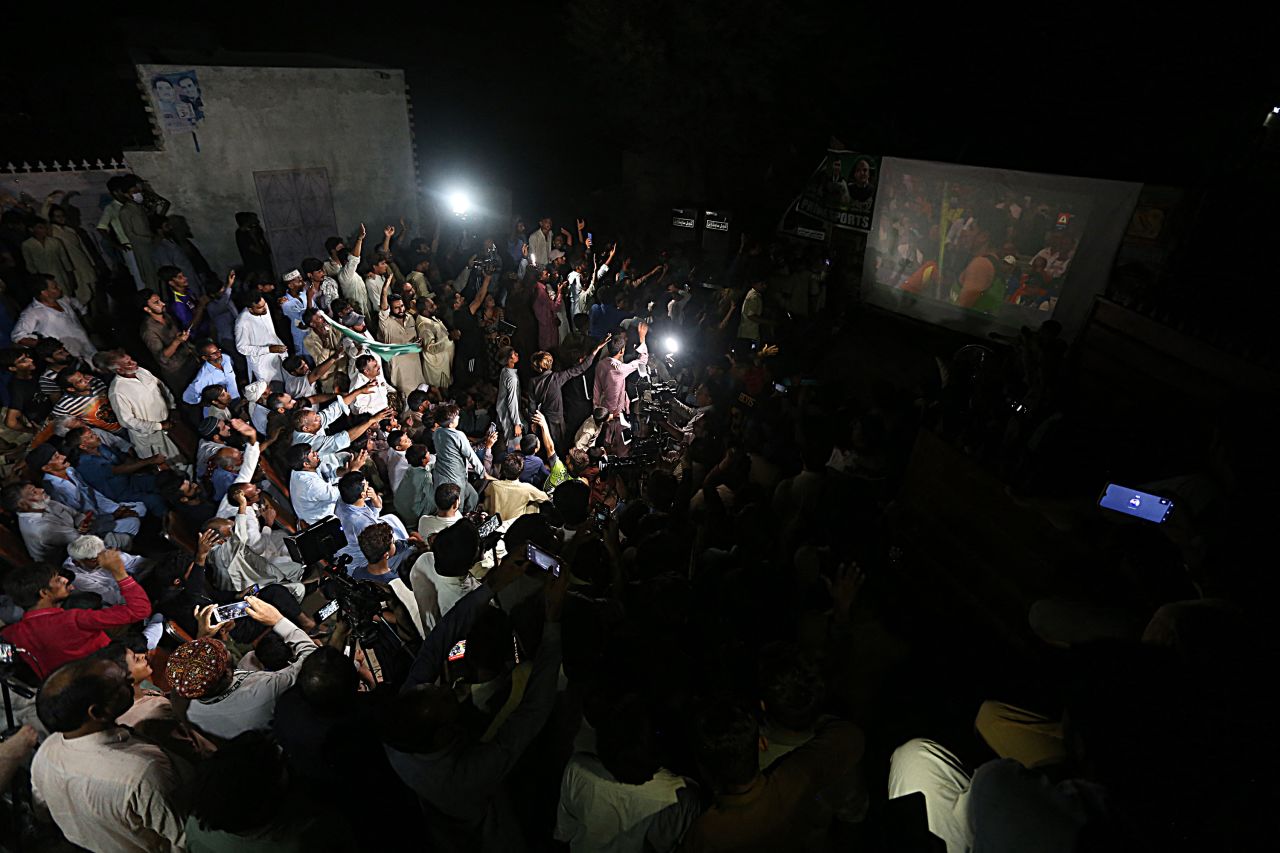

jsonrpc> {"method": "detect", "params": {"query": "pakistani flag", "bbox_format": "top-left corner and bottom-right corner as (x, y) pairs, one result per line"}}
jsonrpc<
(321, 313), (422, 362)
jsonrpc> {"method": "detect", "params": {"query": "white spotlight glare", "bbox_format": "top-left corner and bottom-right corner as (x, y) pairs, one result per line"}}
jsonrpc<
(448, 191), (470, 216)
(663, 336), (679, 354)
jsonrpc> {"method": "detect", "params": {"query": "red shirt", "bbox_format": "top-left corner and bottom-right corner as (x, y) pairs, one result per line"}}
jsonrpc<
(1, 576), (152, 679)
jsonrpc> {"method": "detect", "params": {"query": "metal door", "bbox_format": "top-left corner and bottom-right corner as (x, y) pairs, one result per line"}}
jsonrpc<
(253, 168), (338, 271)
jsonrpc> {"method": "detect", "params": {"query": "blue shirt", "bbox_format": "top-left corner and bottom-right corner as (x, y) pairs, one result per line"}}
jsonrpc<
(183, 356), (241, 405)
(589, 304), (631, 338)
(280, 292), (308, 353)
(520, 455), (550, 489)
(293, 398), (351, 465)
(289, 466), (340, 525)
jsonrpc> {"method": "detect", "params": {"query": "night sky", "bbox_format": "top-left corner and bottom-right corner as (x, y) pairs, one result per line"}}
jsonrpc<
(2, 5), (1274, 236)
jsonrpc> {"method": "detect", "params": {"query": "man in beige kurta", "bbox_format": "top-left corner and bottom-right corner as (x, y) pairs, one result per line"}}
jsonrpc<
(377, 296), (427, 398)
(417, 298), (454, 390)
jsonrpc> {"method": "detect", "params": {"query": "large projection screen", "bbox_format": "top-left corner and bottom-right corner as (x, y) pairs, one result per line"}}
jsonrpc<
(862, 157), (1141, 339)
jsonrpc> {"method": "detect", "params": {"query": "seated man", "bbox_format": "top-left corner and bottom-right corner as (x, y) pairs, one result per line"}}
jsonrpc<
(182, 338), (240, 408)
(1, 554), (152, 679)
(63, 534), (150, 607)
(166, 596), (316, 740)
(335, 470), (413, 565)
(66, 425), (168, 518)
(29, 443), (144, 551)
(513, 432), (551, 489)
(3, 482), (128, 563)
(287, 443), (368, 525)
(195, 415), (233, 473)
(206, 420), (262, 505)
(482, 452), (550, 522)
(156, 469), (218, 528)
(31, 656), (192, 852)
(144, 537), (313, 643)
(204, 490), (307, 600)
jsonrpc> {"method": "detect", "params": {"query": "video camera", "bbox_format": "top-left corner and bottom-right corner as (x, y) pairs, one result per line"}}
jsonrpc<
(472, 244), (502, 275)
(287, 517), (396, 644)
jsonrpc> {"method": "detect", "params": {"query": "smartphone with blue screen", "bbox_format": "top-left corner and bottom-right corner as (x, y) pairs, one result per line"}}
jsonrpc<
(1098, 483), (1174, 523)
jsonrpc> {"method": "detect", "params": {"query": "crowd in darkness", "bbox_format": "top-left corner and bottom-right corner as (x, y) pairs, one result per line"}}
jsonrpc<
(0, 174), (1275, 852)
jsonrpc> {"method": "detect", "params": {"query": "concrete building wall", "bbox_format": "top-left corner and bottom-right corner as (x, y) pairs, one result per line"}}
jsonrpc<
(126, 64), (419, 275)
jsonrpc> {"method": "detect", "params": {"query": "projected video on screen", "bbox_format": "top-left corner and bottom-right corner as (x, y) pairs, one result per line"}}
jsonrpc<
(864, 159), (1095, 331)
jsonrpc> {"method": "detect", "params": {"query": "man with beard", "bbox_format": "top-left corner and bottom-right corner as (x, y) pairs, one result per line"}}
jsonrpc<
(377, 281), (427, 397)
(234, 292), (288, 385)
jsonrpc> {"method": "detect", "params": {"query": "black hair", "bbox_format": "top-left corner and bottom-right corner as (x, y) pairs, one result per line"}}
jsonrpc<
(283, 354), (309, 374)
(758, 644), (824, 731)
(552, 479), (590, 526)
(324, 236), (343, 254)
(406, 389), (430, 412)
(502, 513), (556, 555)
(265, 392), (289, 411)
(200, 384), (227, 405)
(387, 429), (406, 448)
(358, 522), (394, 563)
(55, 366), (81, 391)
(5, 562), (59, 609)
(338, 471), (368, 505)
(406, 444), (430, 467)
(500, 453), (524, 481)
(92, 633), (150, 672)
(0, 349), (31, 371)
(355, 353), (378, 373)
(597, 694), (662, 785)
(434, 482), (461, 511)
(285, 443), (314, 471)
(432, 519), (479, 577)
(137, 287), (160, 309)
(608, 334), (626, 356)
(156, 266), (183, 288)
(298, 646), (359, 709)
(693, 698), (760, 791)
(520, 434), (540, 456)
(253, 632), (295, 671)
(189, 731), (290, 834)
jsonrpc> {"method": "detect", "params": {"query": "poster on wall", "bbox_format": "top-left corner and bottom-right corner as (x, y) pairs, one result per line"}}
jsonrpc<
(779, 147), (879, 242)
(149, 70), (205, 133)
(861, 157), (1141, 339)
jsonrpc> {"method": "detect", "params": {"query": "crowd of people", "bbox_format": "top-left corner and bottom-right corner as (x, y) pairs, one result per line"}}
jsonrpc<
(0, 176), (1272, 853)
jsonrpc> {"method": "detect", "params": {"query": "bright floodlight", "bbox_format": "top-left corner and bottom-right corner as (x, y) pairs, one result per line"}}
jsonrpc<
(663, 336), (679, 354)
(448, 191), (470, 216)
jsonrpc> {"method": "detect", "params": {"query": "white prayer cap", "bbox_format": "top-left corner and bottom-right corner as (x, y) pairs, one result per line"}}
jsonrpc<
(283, 269), (302, 282)
(68, 535), (106, 561)
(244, 380), (268, 403)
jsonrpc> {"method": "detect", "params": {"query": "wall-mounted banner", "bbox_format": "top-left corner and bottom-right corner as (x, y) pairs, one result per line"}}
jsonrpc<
(149, 70), (205, 133)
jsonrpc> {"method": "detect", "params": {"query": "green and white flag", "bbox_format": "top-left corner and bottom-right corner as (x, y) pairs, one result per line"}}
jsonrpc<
(320, 313), (422, 363)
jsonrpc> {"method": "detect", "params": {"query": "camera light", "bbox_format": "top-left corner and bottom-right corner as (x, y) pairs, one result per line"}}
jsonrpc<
(663, 336), (679, 354)
(448, 191), (470, 216)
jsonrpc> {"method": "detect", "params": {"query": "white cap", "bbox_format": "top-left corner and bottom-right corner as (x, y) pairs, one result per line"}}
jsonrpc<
(244, 380), (268, 402)
(283, 269), (302, 282)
